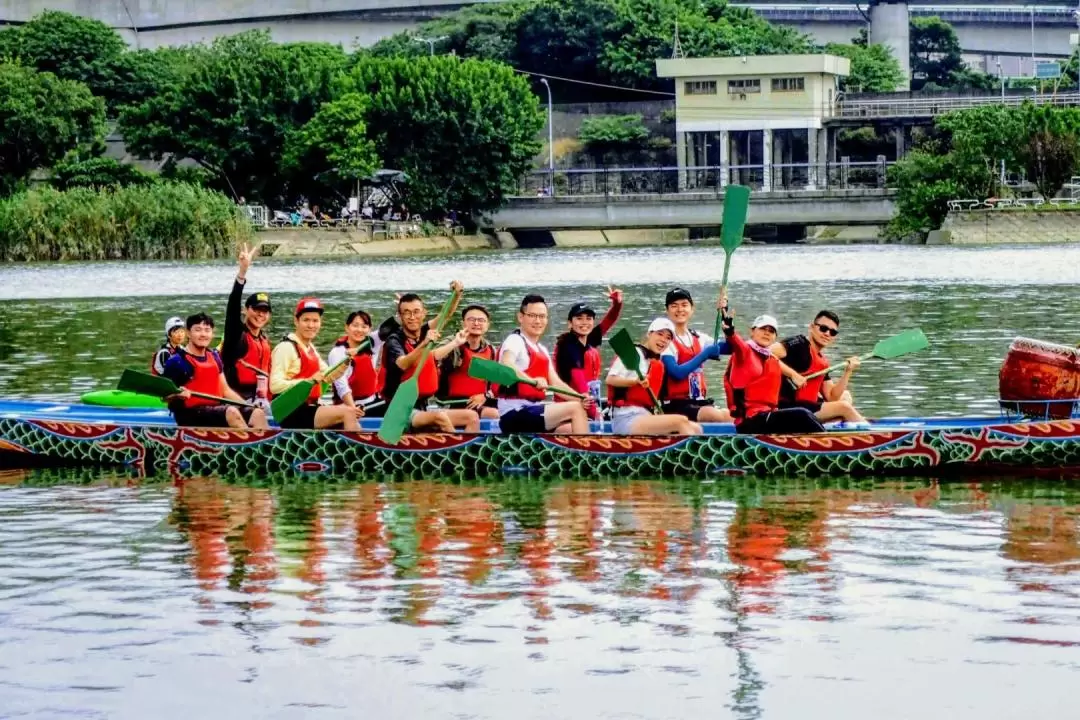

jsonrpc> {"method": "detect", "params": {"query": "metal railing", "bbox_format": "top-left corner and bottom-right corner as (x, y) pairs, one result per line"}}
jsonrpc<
(946, 196), (1080, 211)
(516, 161), (895, 198)
(838, 92), (1080, 120)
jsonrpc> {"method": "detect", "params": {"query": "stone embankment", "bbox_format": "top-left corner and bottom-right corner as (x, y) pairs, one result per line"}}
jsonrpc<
(930, 210), (1080, 245)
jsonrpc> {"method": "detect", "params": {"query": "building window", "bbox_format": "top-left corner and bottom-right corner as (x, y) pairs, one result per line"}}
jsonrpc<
(684, 80), (717, 95)
(727, 79), (761, 94)
(771, 77), (805, 92)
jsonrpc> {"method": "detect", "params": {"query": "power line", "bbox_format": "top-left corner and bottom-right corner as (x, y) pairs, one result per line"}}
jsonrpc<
(513, 69), (677, 97)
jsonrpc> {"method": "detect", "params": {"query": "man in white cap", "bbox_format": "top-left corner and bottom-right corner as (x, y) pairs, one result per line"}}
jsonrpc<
(720, 309), (826, 434)
(152, 316), (187, 376)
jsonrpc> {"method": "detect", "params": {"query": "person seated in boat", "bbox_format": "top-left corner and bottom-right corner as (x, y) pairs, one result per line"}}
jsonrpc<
(221, 243), (272, 405)
(720, 309), (827, 435)
(377, 285), (481, 433)
(270, 298), (363, 430)
(152, 316), (187, 376)
(606, 317), (705, 436)
(553, 286), (623, 419)
(436, 304), (500, 420)
(497, 294), (592, 434)
(769, 310), (868, 427)
(661, 287), (732, 423)
(162, 313), (269, 429)
(328, 310), (381, 413)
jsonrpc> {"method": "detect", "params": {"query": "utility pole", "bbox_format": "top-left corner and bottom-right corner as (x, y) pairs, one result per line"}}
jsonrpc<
(413, 36), (447, 56)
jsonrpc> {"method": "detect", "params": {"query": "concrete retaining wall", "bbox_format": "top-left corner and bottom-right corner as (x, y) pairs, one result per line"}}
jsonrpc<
(255, 229), (498, 258)
(937, 211), (1080, 245)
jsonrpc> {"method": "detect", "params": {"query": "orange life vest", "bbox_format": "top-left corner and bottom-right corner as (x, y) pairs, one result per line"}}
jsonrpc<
(332, 336), (379, 402)
(498, 331), (549, 402)
(443, 342), (496, 398)
(665, 330), (708, 400)
(176, 349), (224, 409)
(725, 346), (782, 423)
(285, 337), (323, 405)
(796, 343), (830, 403)
(377, 332), (439, 400)
(607, 347), (665, 409)
(234, 329), (271, 391)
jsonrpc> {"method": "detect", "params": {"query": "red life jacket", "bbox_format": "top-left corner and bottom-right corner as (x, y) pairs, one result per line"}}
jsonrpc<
(796, 342), (830, 403)
(607, 346), (665, 408)
(176, 349), (224, 409)
(567, 345), (602, 395)
(285, 337), (323, 405)
(234, 329), (271, 390)
(332, 336), (379, 402)
(444, 342), (496, 398)
(724, 345), (782, 424)
(498, 331), (549, 402)
(665, 330), (708, 400)
(377, 333), (439, 400)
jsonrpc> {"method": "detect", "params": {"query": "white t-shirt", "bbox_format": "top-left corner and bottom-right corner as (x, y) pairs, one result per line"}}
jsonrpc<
(607, 347), (651, 419)
(661, 328), (714, 359)
(496, 332), (550, 414)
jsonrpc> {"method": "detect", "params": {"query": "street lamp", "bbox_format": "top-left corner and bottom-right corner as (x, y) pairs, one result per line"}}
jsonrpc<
(997, 60), (1006, 186)
(413, 36), (447, 56)
(539, 77), (554, 195)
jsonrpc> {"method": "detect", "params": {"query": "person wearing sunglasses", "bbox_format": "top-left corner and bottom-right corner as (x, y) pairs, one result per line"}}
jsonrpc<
(769, 310), (868, 428)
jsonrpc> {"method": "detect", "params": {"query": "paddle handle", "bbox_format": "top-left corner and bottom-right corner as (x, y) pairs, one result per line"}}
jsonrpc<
(515, 375), (587, 400)
(713, 253), (733, 340)
(802, 351), (873, 381)
(239, 360), (268, 378)
(187, 390), (254, 408)
(627, 365), (663, 415)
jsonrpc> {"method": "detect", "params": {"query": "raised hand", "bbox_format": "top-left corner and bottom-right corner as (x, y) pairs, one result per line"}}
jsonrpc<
(450, 280), (464, 294)
(237, 242), (256, 279)
(607, 284), (623, 303)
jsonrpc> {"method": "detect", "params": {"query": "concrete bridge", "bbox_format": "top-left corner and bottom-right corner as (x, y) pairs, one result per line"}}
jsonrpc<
(1, 0), (1076, 63)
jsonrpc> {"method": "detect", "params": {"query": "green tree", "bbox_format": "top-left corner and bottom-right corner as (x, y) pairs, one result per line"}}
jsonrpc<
(579, 114), (650, 164)
(118, 32), (349, 203)
(369, 2), (527, 62)
(0, 11), (129, 109)
(109, 46), (203, 110)
(1017, 104), (1080, 199)
(340, 56), (543, 217)
(0, 63), (106, 195)
(910, 17), (964, 89)
(51, 156), (152, 190)
(936, 104), (1026, 197)
(824, 43), (904, 92)
(282, 93), (380, 205)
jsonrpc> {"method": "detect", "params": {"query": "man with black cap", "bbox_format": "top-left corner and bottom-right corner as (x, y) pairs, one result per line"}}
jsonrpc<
(553, 285), (622, 417)
(222, 243), (273, 405)
(661, 287), (731, 423)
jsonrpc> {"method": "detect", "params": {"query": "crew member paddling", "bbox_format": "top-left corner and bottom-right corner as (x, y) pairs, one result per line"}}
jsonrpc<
(606, 317), (704, 436)
(721, 310), (826, 435)
(270, 298), (362, 430)
(769, 310), (868, 428)
(553, 286), (623, 417)
(378, 285), (480, 433)
(661, 287), (731, 423)
(162, 313), (268, 429)
(222, 244), (272, 404)
(152, 316), (187, 376)
(497, 294), (591, 434)
(328, 310), (380, 410)
(437, 304), (499, 420)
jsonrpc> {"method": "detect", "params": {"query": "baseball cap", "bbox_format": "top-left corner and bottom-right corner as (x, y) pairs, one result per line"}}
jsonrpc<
(752, 314), (779, 330)
(165, 316), (185, 335)
(294, 297), (325, 317)
(568, 302), (596, 320)
(245, 292), (272, 312)
(647, 317), (677, 335)
(665, 287), (694, 306)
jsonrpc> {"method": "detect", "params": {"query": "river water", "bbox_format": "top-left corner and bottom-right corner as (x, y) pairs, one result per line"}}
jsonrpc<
(1, 244), (1080, 718)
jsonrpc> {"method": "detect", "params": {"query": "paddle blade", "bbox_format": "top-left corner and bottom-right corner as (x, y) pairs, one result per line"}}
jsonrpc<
(609, 329), (643, 376)
(870, 329), (929, 360)
(378, 378), (419, 444)
(720, 184), (750, 254)
(117, 369), (179, 399)
(270, 379), (316, 422)
(468, 357), (525, 387)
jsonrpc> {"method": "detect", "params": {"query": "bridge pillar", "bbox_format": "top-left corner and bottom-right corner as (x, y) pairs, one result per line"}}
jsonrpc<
(763, 129), (773, 191)
(869, 0), (911, 91)
(719, 130), (730, 188)
(676, 132), (688, 191)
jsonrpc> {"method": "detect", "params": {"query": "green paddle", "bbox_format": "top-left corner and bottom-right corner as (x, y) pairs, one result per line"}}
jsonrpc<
(377, 290), (462, 444)
(117, 369), (252, 408)
(271, 337), (372, 421)
(713, 184), (750, 339)
(467, 357), (588, 400)
(608, 328), (663, 414)
(803, 329), (930, 381)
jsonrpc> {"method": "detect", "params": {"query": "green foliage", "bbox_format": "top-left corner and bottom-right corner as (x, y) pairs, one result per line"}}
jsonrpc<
(0, 63), (106, 195)
(909, 17), (994, 91)
(579, 114), (650, 162)
(0, 183), (252, 262)
(118, 31), (349, 203)
(339, 56), (543, 217)
(824, 43), (904, 92)
(886, 147), (969, 239)
(837, 127), (893, 161)
(282, 93), (379, 203)
(51, 157), (153, 190)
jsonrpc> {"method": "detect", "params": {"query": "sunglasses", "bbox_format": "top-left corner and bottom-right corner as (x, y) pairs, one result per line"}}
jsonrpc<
(815, 324), (839, 337)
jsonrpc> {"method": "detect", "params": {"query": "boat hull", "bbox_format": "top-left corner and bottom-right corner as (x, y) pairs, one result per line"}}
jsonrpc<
(3, 413), (1079, 478)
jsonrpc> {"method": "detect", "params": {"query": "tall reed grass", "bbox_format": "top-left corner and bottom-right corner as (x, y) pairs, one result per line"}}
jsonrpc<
(0, 183), (253, 261)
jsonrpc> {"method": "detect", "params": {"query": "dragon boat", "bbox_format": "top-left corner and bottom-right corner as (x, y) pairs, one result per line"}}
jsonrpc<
(1, 397), (1079, 478)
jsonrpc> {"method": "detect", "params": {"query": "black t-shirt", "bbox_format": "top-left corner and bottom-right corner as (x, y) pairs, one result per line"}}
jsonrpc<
(778, 334), (829, 403)
(380, 324), (430, 400)
(553, 327), (603, 382)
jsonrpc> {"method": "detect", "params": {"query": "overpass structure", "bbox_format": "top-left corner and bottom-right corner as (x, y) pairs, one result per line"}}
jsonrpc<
(0, 0), (1077, 65)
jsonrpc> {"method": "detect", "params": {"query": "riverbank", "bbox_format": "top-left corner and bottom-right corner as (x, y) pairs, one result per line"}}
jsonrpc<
(930, 209), (1080, 245)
